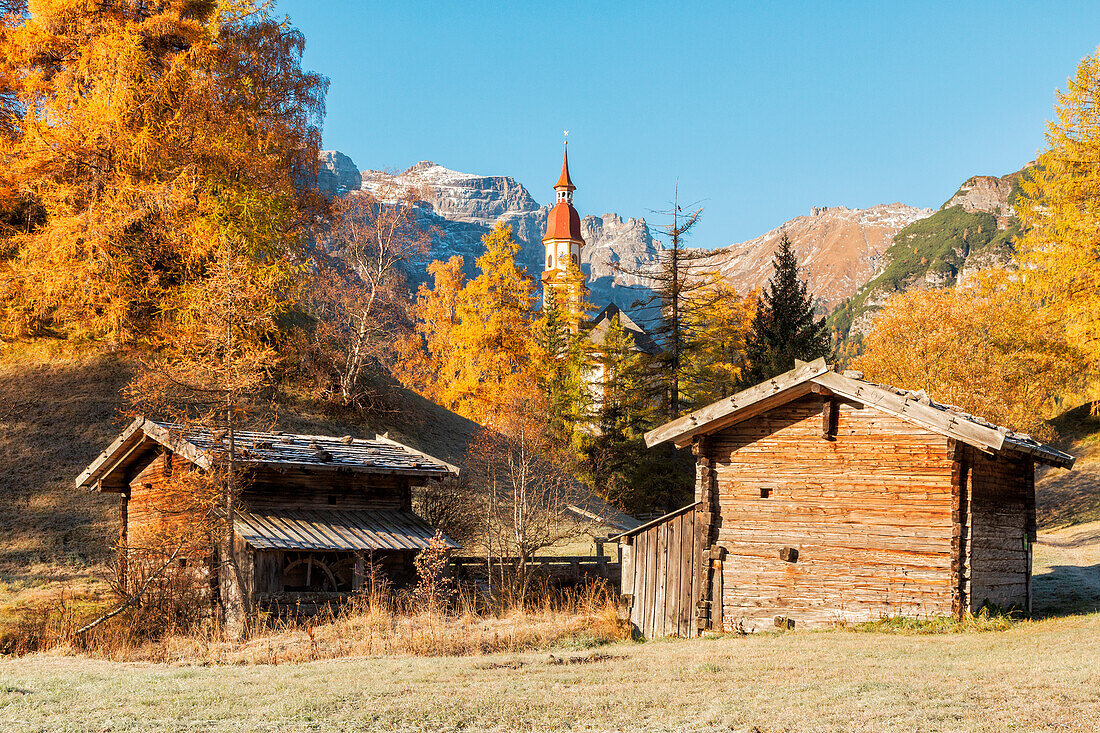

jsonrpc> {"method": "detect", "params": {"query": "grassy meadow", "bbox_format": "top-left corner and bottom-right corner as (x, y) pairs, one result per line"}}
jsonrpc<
(0, 525), (1097, 733)
(1, 355), (1099, 731)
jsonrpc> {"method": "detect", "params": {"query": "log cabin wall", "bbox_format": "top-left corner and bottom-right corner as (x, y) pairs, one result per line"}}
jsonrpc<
(126, 452), (209, 561)
(707, 394), (957, 629)
(240, 468), (410, 512)
(963, 446), (1033, 613)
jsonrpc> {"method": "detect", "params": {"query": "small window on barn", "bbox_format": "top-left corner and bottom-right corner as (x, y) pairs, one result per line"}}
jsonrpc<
(760, 487), (772, 499)
(327, 493), (337, 505)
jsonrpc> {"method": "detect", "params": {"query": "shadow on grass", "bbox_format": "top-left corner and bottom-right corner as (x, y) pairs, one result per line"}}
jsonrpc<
(1031, 563), (1100, 618)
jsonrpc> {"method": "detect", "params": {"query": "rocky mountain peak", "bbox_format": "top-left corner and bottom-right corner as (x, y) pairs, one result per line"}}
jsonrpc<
(941, 173), (1019, 229)
(318, 150), (362, 196)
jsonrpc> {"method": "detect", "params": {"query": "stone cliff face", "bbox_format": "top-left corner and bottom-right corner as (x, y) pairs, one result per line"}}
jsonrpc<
(700, 203), (933, 310)
(318, 151), (362, 196)
(942, 174), (1019, 228)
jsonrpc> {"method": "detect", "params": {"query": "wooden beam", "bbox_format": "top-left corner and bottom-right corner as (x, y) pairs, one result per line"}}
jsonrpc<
(822, 397), (838, 441)
(75, 417), (147, 490)
(672, 383), (815, 449)
(811, 371), (1005, 454)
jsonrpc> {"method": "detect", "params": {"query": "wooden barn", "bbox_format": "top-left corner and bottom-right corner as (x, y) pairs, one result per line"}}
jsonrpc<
(75, 417), (459, 609)
(615, 359), (1075, 637)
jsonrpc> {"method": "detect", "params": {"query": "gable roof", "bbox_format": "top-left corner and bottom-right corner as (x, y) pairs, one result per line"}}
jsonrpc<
(76, 417), (459, 491)
(644, 358), (1075, 469)
(586, 303), (660, 355)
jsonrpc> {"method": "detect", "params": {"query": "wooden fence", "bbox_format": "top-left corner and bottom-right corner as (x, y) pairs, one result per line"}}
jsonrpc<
(619, 503), (701, 638)
(451, 553), (621, 588)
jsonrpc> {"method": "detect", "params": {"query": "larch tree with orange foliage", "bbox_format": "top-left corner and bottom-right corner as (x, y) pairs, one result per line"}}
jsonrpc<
(851, 272), (1086, 440)
(0, 0), (329, 637)
(680, 275), (756, 409)
(396, 254), (468, 408)
(0, 0), (327, 345)
(404, 223), (537, 425)
(1016, 47), (1100, 380)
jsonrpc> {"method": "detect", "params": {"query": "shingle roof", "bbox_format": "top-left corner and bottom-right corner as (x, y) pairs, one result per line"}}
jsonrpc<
(235, 509), (458, 552)
(75, 417), (458, 490)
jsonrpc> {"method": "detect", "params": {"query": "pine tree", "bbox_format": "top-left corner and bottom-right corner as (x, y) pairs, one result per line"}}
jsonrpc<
(578, 313), (691, 514)
(744, 232), (830, 382)
(533, 288), (590, 455)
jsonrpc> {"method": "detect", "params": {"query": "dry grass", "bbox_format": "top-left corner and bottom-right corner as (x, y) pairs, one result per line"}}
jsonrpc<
(1, 613), (1097, 732)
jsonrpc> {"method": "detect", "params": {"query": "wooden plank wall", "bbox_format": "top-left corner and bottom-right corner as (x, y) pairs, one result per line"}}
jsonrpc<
(242, 469), (410, 512)
(965, 446), (1032, 612)
(621, 508), (699, 638)
(127, 452), (210, 559)
(709, 394), (957, 629)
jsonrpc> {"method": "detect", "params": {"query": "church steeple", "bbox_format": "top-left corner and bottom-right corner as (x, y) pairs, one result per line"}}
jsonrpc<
(554, 143), (575, 202)
(542, 140), (587, 327)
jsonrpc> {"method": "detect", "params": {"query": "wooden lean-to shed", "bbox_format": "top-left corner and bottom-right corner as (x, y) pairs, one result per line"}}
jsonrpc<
(76, 417), (459, 610)
(615, 359), (1074, 637)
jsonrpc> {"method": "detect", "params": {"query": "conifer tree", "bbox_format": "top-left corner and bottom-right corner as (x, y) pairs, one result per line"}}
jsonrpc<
(1017, 48), (1100, 374)
(579, 313), (690, 514)
(613, 189), (721, 419)
(744, 232), (830, 382)
(533, 287), (590, 455)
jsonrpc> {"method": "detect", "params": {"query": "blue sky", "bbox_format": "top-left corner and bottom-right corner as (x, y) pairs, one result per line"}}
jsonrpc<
(280, 1), (1100, 247)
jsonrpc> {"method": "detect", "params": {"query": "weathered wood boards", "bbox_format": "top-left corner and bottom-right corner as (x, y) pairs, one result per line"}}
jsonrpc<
(619, 504), (699, 638)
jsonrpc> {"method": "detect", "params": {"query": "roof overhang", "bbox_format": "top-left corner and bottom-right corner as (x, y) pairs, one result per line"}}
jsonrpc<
(644, 358), (1075, 469)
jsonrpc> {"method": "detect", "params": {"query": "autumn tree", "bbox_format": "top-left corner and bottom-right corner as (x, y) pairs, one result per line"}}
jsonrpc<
(1016, 47), (1100, 378)
(0, 0), (326, 344)
(680, 275), (755, 408)
(852, 272), (1086, 440)
(744, 232), (829, 382)
(0, 0), (332, 635)
(397, 255), (468, 406)
(614, 191), (724, 419)
(305, 186), (436, 405)
(402, 224), (537, 424)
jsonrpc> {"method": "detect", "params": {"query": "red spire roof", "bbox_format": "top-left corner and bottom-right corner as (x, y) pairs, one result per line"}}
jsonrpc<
(555, 142), (575, 191)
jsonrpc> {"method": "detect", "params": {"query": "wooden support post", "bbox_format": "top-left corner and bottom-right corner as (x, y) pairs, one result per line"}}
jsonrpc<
(1025, 456), (1036, 616)
(821, 397), (838, 441)
(118, 489), (129, 593)
(353, 552), (365, 591)
(950, 440), (969, 618)
(692, 437), (717, 633)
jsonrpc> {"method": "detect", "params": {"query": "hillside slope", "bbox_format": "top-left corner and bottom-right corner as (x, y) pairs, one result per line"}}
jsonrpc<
(1038, 402), (1100, 529)
(829, 169), (1027, 341)
(0, 353), (488, 569)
